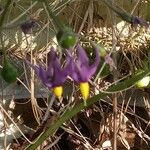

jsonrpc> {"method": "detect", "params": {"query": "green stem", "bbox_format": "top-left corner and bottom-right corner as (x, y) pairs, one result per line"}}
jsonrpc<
(42, 0), (64, 31)
(101, 0), (132, 23)
(25, 69), (150, 150)
(0, 0), (12, 55)
(0, 0), (12, 28)
(146, 0), (150, 21)
(0, 32), (5, 55)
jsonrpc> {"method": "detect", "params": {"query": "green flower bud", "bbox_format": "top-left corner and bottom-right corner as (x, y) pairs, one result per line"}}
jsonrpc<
(56, 29), (76, 49)
(135, 76), (150, 88)
(1, 57), (18, 83)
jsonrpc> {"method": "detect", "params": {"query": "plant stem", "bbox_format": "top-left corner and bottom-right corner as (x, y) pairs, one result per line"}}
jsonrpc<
(111, 0), (118, 149)
(101, 0), (132, 23)
(42, 94), (56, 124)
(0, 0), (12, 27)
(0, 0), (12, 56)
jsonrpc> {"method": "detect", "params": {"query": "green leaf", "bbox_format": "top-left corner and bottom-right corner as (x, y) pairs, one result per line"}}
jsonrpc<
(1, 57), (18, 83)
(146, 1), (150, 21)
(101, 0), (132, 23)
(106, 69), (150, 93)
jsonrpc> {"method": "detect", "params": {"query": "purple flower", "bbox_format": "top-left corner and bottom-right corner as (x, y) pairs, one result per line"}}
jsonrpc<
(69, 45), (100, 103)
(131, 16), (149, 27)
(20, 19), (38, 34)
(71, 45), (100, 82)
(27, 47), (71, 98)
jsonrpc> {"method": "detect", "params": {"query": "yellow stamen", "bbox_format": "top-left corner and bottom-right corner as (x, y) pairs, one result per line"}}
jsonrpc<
(80, 82), (90, 105)
(53, 86), (63, 99)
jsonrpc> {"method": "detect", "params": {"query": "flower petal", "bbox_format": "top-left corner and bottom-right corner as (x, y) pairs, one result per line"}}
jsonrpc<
(50, 57), (67, 87)
(48, 47), (57, 65)
(65, 54), (80, 82)
(131, 16), (148, 27)
(70, 61), (90, 82)
(105, 54), (116, 71)
(70, 65), (80, 82)
(26, 60), (39, 74)
(38, 67), (52, 88)
(76, 44), (89, 66)
(68, 45), (100, 82)
(27, 60), (53, 88)
(26, 47), (69, 89)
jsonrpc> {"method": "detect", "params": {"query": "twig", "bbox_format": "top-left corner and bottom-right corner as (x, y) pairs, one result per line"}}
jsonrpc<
(5, 1), (38, 27)
(41, 94), (55, 124)
(0, 104), (33, 144)
(111, 0), (118, 149)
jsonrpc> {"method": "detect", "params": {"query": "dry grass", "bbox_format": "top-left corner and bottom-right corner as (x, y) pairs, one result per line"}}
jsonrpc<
(0, 0), (150, 149)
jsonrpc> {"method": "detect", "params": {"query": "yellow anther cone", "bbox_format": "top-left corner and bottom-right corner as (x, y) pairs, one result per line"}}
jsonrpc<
(79, 82), (90, 106)
(53, 86), (63, 101)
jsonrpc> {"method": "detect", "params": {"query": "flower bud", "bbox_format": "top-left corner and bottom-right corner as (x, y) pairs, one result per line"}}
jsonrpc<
(1, 58), (18, 83)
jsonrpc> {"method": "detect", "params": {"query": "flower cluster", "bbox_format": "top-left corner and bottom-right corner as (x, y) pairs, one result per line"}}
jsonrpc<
(27, 45), (100, 105)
